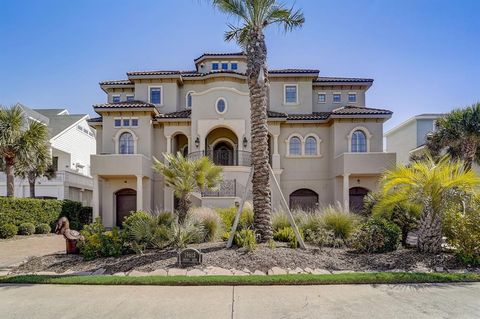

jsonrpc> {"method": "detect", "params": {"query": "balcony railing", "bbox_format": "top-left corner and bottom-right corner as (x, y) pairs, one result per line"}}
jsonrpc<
(188, 150), (252, 166)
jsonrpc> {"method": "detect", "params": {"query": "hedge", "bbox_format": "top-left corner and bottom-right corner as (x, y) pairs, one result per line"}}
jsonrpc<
(0, 197), (92, 231)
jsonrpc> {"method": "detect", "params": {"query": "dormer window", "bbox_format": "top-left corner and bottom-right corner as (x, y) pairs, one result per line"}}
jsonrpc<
(221, 63), (229, 70)
(231, 63), (238, 70)
(112, 95), (121, 103)
(212, 63), (219, 70)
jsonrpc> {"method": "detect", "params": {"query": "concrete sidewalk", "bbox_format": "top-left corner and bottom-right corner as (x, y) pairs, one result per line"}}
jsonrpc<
(0, 235), (64, 271)
(1, 283), (479, 318)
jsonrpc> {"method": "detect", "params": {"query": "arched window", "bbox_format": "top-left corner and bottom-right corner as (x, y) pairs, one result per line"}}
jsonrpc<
(351, 130), (367, 152)
(186, 91), (193, 109)
(304, 136), (317, 155)
(216, 98), (227, 114)
(289, 136), (301, 155)
(119, 132), (134, 154)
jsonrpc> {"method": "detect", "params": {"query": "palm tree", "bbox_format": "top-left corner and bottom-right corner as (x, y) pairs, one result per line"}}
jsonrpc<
(375, 155), (480, 253)
(15, 144), (55, 198)
(212, 0), (305, 241)
(0, 105), (50, 197)
(153, 152), (223, 224)
(426, 103), (480, 169)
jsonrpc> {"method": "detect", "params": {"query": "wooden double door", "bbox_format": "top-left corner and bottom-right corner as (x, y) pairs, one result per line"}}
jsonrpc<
(116, 188), (136, 227)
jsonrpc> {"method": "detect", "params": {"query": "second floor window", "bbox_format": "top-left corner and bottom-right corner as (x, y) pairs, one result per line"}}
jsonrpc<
(119, 132), (134, 154)
(289, 137), (301, 155)
(112, 95), (121, 103)
(186, 92), (193, 108)
(231, 63), (238, 70)
(126, 95), (134, 102)
(305, 137), (317, 155)
(284, 85), (298, 104)
(333, 93), (341, 103)
(150, 87), (162, 104)
(351, 130), (367, 153)
(221, 63), (229, 70)
(114, 119), (122, 127)
(348, 93), (357, 103)
(212, 63), (219, 70)
(318, 93), (326, 103)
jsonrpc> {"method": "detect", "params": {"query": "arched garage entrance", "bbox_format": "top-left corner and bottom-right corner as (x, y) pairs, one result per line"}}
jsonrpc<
(349, 187), (369, 213)
(116, 188), (136, 227)
(289, 189), (318, 211)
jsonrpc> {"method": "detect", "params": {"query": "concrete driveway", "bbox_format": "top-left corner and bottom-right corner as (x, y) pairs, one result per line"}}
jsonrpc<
(1, 283), (479, 318)
(0, 235), (65, 271)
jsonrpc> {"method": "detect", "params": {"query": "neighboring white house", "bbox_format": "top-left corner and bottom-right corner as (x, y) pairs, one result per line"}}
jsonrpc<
(385, 114), (443, 164)
(0, 104), (96, 206)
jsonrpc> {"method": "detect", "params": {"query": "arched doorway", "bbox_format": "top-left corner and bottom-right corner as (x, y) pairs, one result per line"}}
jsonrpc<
(115, 188), (136, 227)
(289, 189), (318, 211)
(172, 133), (188, 157)
(213, 141), (234, 165)
(349, 187), (369, 212)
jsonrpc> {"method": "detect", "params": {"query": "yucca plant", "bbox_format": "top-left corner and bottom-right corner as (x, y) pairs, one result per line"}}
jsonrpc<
(153, 152), (223, 224)
(375, 155), (480, 253)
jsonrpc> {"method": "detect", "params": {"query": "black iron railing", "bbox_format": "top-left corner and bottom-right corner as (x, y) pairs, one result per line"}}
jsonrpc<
(202, 179), (237, 197)
(187, 150), (252, 166)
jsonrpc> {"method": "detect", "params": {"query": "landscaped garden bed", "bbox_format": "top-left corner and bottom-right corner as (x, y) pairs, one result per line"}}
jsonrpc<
(10, 241), (476, 276)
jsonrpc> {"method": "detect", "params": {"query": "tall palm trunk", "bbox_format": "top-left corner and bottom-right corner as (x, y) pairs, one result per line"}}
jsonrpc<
(461, 140), (477, 170)
(246, 28), (272, 242)
(5, 157), (15, 197)
(417, 198), (443, 253)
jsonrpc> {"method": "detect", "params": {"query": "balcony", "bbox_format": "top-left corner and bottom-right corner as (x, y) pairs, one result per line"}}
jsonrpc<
(91, 154), (153, 177)
(334, 152), (396, 176)
(188, 150), (252, 167)
(0, 169), (93, 189)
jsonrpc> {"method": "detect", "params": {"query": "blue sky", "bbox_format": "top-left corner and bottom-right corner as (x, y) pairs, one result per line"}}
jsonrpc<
(0, 0), (479, 130)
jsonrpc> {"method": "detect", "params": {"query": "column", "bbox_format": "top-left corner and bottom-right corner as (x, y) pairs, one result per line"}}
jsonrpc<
(272, 134), (281, 169)
(164, 135), (174, 210)
(92, 175), (99, 219)
(136, 175), (143, 211)
(166, 135), (172, 157)
(343, 173), (350, 211)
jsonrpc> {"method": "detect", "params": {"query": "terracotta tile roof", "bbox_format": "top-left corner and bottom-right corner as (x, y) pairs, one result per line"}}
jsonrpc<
(267, 110), (288, 118)
(269, 69), (319, 75)
(93, 100), (156, 109)
(314, 77), (373, 83)
(127, 70), (182, 76)
(99, 80), (133, 85)
(194, 52), (245, 62)
(286, 112), (331, 121)
(181, 70), (246, 77)
(331, 106), (392, 116)
(157, 110), (192, 119)
(87, 117), (103, 123)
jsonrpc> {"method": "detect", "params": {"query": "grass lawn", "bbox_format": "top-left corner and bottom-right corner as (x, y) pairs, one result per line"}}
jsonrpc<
(0, 272), (479, 286)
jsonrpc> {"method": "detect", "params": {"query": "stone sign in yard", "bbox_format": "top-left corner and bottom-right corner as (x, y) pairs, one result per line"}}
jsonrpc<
(178, 248), (203, 267)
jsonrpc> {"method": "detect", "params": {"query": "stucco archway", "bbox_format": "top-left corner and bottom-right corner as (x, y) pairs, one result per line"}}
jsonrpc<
(289, 189), (319, 211)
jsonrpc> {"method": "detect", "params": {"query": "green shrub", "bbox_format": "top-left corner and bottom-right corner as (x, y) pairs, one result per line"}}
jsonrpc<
(122, 211), (174, 253)
(321, 205), (359, 241)
(170, 219), (204, 250)
(0, 197), (62, 228)
(18, 222), (35, 235)
(234, 229), (257, 251)
(303, 228), (341, 248)
(273, 227), (301, 248)
(79, 218), (126, 260)
(351, 217), (401, 253)
(444, 206), (480, 266)
(190, 207), (223, 241)
(0, 197), (91, 231)
(216, 206), (254, 232)
(35, 223), (51, 234)
(272, 212), (291, 231)
(297, 211), (323, 241)
(0, 224), (17, 239)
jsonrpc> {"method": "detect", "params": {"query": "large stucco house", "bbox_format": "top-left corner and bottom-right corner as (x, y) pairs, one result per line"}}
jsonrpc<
(0, 104), (96, 205)
(88, 52), (396, 227)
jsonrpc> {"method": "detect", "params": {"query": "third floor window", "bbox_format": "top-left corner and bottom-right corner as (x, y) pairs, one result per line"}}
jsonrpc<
(284, 85), (298, 104)
(150, 87), (162, 104)
(333, 93), (341, 103)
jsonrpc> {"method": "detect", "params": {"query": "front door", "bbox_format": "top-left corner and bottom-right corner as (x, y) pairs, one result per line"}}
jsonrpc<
(349, 187), (369, 213)
(116, 188), (137, 227)
(213, 142), (234, 166)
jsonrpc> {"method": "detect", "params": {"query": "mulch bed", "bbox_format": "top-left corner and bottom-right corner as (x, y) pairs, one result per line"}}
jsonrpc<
(12, 241), (472, 275)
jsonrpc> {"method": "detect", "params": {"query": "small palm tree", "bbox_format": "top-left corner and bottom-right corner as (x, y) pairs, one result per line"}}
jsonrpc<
(212, 0), (305, 241)
(426, 103), (480, 169)
(15, 144), (55, 198)
(0, 105), (50, 197)
(376, 155), (480, 253)
(153, 152), (223, 224)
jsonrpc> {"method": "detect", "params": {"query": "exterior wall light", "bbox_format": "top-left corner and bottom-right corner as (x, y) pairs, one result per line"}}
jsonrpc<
(195, 136), (200, 148)
(243, 136), (248, 148)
